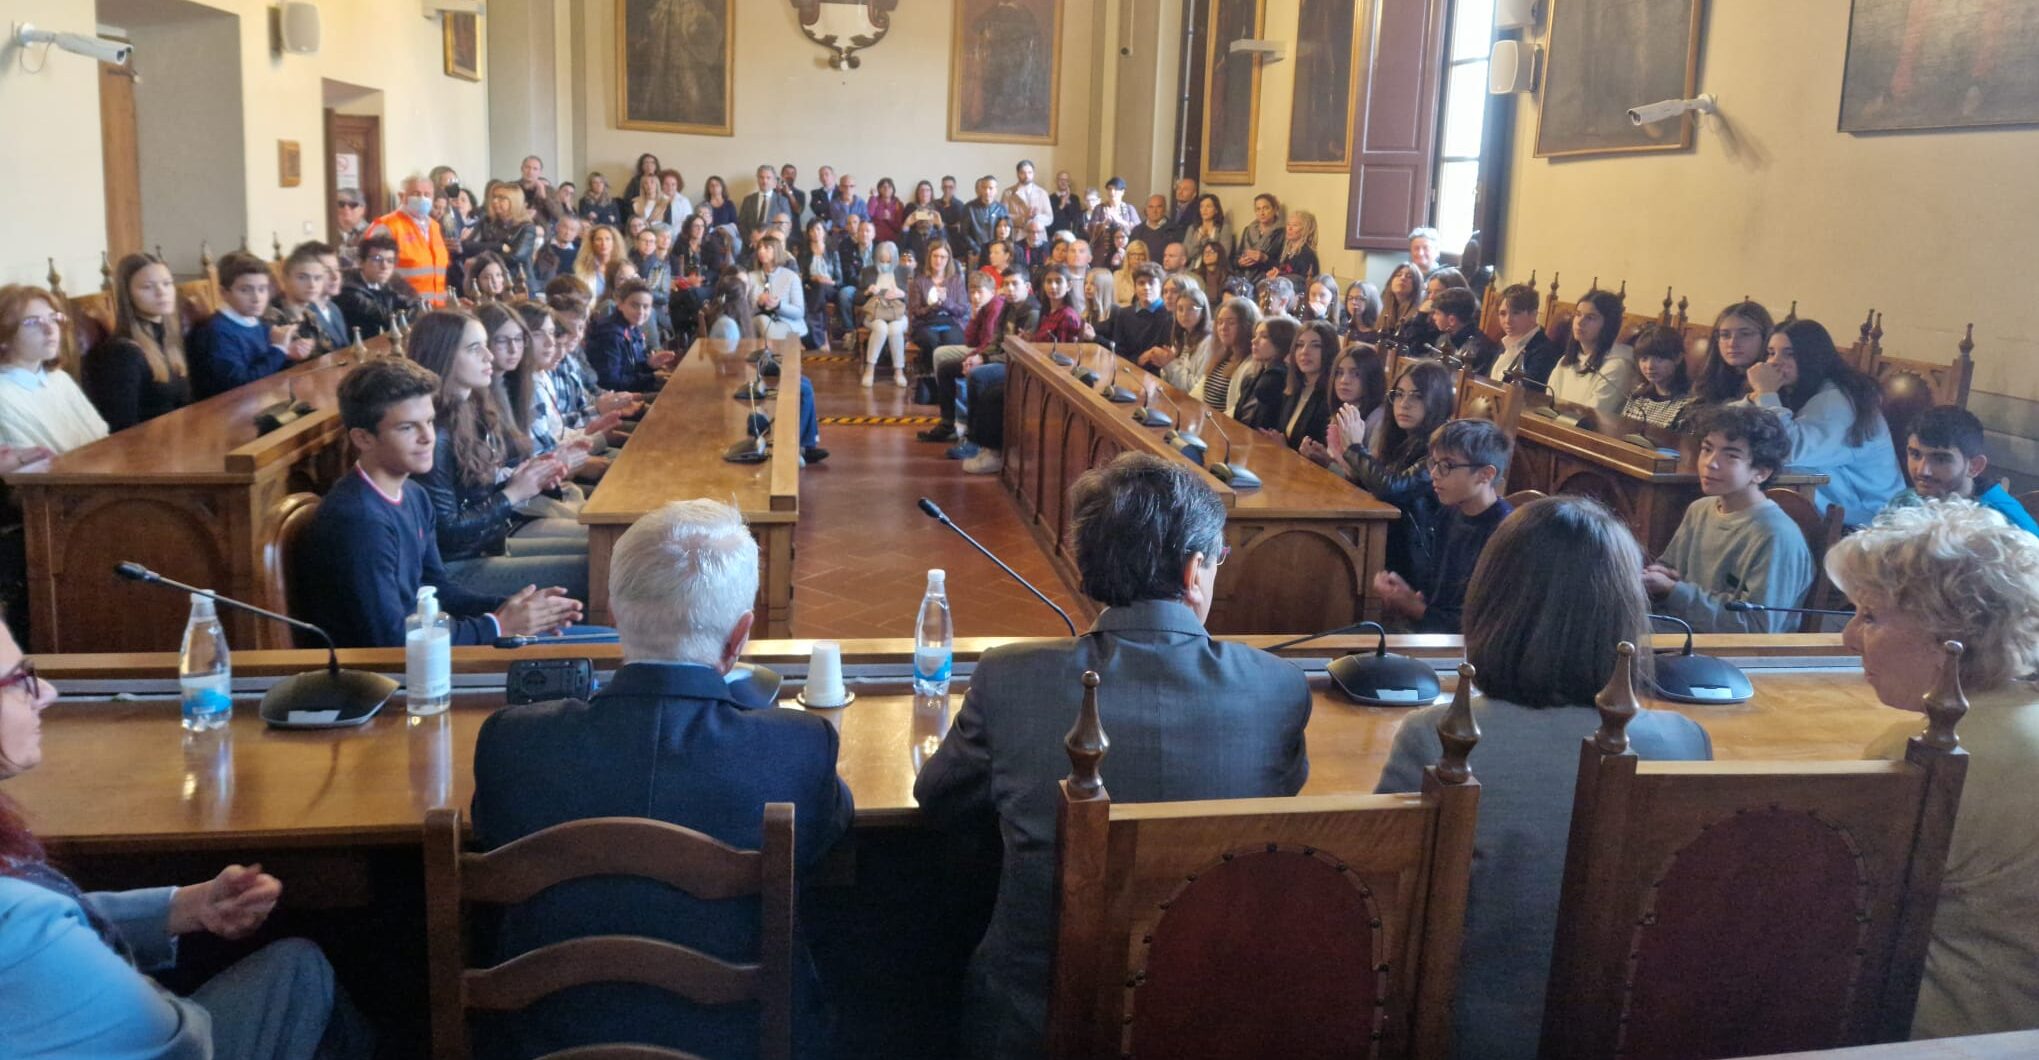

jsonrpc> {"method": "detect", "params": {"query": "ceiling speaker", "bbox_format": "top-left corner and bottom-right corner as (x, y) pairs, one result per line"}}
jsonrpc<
(1489, 39), (1539, 94)
(280, 2), (321, 55)
(1495, 0), (1540, 30)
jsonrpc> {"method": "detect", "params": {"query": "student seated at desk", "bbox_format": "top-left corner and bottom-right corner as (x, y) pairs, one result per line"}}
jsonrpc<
(1317, 357), (1455, 578)
(915, 453), (1310, 1059)
(472, 499), (851, 1059)
(584, 279), (677, 393)
(1232, 314), (1298, 430)
(1743, 319), (1905, 526)
(1546, 288), (1638, 423)
(191, 251), (316, 398)
(1263, 319), (1338, 451)
(82, 253), (193, 431)
(0, 285), (108, 454)
(264, 242), (346, 356)
(1377, 496), (1712, 1060)
(406, 310), (591, 602)
(1489, 282), (1558, 386)
(1887, 405), (2038, 535)
(336, 235), (421, 340)
(1430, 287), (1500, 375)
(1833, 501), (2039, 1040)
(1620, 322), (1701, 431)
(299, 357), (583, 647)
(0, 621), (372, 1059)
(1137, 282), (1212, 395)
(1644, 405), (1814, 634)
(1370, 418), (1515, 634)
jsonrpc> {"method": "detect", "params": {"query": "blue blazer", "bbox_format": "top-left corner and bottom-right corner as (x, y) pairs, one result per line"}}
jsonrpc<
(0, 879), (208, 1059)
(471, 661), (854, 1059)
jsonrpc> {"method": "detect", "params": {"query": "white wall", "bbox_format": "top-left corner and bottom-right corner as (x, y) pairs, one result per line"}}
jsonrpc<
(569, 2), (1097, 207)
(1499, 1), (2039, 428)
(1, 0), (110, 290)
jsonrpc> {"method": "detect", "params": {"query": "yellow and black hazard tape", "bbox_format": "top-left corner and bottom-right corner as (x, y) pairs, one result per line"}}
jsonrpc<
(803, 354), (858, 363)
(819, 415), (942, 426)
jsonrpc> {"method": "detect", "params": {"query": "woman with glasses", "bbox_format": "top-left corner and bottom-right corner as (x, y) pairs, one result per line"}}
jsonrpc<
(1326, 358), (1457, 578)
(0, 625), (372, 1057)
(0, 285), (108, 454)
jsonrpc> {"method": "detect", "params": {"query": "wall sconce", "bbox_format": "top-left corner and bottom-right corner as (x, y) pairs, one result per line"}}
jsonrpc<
(792, 0), (898, 70)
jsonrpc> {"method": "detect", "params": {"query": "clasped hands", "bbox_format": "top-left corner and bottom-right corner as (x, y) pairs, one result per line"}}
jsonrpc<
(169, 864), (281, 940)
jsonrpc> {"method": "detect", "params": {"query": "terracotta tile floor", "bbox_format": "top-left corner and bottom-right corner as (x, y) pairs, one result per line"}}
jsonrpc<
(790, 350), (1089, 640)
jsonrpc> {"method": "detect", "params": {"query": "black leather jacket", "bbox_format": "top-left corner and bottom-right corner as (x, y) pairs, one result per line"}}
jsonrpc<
(1341, 439), (1441, 578)
(464, 218), (539, 290)
(418, 430), (516, 561)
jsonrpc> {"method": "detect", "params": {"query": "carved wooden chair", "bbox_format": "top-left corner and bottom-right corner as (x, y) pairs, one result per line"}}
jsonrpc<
(1503, 489), (1547, 509)
(1048, 669), (1482, 1058)
(1763, 488), (1847, 632)
(1540, 641), (1969, 1058)
(423, 806), (796, 1060)
(1868, 320), (1976, 470)
(262, 492), (321, 648)
(1454, 373), (1526, 492)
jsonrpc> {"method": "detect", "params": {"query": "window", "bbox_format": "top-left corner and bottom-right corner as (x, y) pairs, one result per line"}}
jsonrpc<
(1433, 0), (1495, 253)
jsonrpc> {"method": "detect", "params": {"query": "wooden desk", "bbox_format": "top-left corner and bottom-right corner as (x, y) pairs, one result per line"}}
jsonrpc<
(14, 635), (1898, 851)
(5, 343), (386, 654)
(578, 337), (801, 634)
(1513, 411), (1825, 554)
(1000, 340), (1399, 633)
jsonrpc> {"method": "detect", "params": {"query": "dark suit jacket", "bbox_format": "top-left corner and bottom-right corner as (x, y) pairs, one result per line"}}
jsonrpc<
(472, 661), (853, 1060)
(914, 600), (1311, 1059)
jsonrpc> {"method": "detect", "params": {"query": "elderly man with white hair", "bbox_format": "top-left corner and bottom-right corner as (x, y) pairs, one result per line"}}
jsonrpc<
(471, 498), (852, 1058)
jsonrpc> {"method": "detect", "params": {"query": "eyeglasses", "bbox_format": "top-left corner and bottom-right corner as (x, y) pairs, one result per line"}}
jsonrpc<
(1192, 545), (1232, 568)
(337, 201), (363, 210)
(18, 312), (66, 332)
(1425, 458), (1486, 477)
(489, 334), (526, 349)
(364, 255), (397, 267)
(0, 659), (39, 699)
(1387, 388), (1425, 404)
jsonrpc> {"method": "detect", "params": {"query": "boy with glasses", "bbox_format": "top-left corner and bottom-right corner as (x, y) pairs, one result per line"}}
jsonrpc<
(1371, 418), (1513, 633)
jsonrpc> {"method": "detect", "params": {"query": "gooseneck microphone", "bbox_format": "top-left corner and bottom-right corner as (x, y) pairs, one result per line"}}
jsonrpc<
(1204, 414), (1260, 489)
(1724, 601), (1856, 617)
(1266, 620), (1441, 706)
(916, 498), (1078, 635)
(1645, 613), (1752, 704)
(114, 562), (398, 728)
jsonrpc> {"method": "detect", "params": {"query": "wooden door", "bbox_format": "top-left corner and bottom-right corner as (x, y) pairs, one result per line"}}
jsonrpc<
(100, 62), (143, 267)
(324, 111), (385, 242)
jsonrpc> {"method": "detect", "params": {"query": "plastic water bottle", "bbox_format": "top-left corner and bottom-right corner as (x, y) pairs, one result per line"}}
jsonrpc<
(178, 594), (232, 732)
(405, 586), (452, 716)
(913, 569), (953, 697)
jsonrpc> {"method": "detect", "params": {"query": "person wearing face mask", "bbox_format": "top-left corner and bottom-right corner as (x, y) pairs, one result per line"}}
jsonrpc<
(367, 172), (452, 306)
(83, 253), (194, 430)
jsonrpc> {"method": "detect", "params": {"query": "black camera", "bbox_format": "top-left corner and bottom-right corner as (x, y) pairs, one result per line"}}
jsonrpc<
(506, 658), (596, 705)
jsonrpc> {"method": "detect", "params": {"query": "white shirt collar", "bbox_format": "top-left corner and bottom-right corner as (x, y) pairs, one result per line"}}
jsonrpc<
(0, 364), (49, 390)
(219, 305), (264, 328)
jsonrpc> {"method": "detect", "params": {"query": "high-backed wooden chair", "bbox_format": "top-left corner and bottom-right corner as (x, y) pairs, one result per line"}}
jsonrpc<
(1540, 641), (1969, 1058)
(1455, 374), (1525, 491)
(262, 493), (321, 647)
(1048, 669), (1481, 1059)
(423, 806), (796, 1060)
(1763, 488), (1846, 631)
(1504, 488), (1547, 508)
(66, 291), (117, 357)
(1869, 322), (1976, 469)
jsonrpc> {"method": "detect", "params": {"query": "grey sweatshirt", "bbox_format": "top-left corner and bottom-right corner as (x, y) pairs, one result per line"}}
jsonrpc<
(1656, 495), (1813, 633)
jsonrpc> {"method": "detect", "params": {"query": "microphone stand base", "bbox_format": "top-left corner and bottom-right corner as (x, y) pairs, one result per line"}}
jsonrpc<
(259, 669), (399, 729)
(1210, 463), (1261, 488)
(1327, 651), (1442, 706)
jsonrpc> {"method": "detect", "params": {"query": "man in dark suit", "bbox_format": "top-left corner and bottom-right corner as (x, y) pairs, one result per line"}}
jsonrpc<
(472, 498), (853, 1059)
(1490, 281), (1560, 386)
(915, 453), (1312, 1058)
(736, 164), (794, 248)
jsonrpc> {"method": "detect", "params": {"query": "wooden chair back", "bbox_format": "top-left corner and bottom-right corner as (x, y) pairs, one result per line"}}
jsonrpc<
(423, 806), (796, 1060)
(1541, 641), (1969, 1058)
(1763, 488), (1845, 631)
(67, 292), (117, 356)
(2019, 490), (2039, 529)
(1455, 374), (1525, 492)
(263, 493), (321, 647)
(1504, 489), (1546, 508)
(1870, 323), (1976, 470)
(1048, 669), (1481, 1059)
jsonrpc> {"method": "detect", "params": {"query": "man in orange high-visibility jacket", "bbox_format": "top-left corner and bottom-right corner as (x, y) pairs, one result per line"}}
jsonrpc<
(366, 173), (450, 306)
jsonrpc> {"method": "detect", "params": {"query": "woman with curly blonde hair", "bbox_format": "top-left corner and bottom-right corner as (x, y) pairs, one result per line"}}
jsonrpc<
(1832, 498), (2039, 1040)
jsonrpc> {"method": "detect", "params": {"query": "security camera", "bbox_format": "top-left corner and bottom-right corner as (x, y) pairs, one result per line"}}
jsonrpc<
(15, 23), (133, 66)
(1627, 93), (1715, 126)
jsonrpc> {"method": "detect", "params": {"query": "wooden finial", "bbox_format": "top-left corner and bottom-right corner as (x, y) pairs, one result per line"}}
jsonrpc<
(1617, 277), (1627, 298)
(1859, 307), (1875, 346)
(1590, 274), (1599, 294)
(1919, 641), (1969, 753)
(1548, 272), (1560, 301)
(1064, 670), (1108, 797)
(200, 241), (215, 271)
(1527, 268), (1537, 288)
(1781, 298), (1798, 325)
(1869, 311), (1884, 355)
(1659, 285), (1673, 323)
(1434, 663), (1480, 785)
(272, 232), (284, 262)
(1592, 642), (1641, 755)
(1675, 294), (1689, 328)
(45, 257), (62, 295)
(153, 244), (164, 263)
(100, 251), (114, 293)
(1957, 322), (1974, 365)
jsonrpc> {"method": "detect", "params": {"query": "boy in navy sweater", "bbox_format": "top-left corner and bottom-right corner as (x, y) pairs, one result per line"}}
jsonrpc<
(192, 251), (317, 397)
(297, 358), (584, 648)
(1371, 418), (1515, 634)
(584, 279), (676, 393)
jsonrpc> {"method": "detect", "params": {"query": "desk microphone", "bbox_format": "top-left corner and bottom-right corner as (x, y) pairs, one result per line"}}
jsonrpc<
(1646, 613), (1752, 704)
(725, 366), (771, 463)
(1501, 368), (1551, 393)
(1266, 620), (1440, 706)
(1103, 362), (1139, 404)
(916, 498), (1077, 635)
(1066, 342), (1102, 386)
(1047, 340), (1076, 367)
(1161, 392), (1208, 466)
(114, 562), (398, 729)
(1132, 378), (1174, 428)
(1204, 414), (1260, 489)
(1723, 601), (1856, 617)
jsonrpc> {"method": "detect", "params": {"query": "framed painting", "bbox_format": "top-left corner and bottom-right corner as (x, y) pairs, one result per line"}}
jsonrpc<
(1202, 0), (1266, 184)
(277, 140), (301, 188)
(616, 0), (735, 136)
(1841, 0), (2039, 132)
(442, 12), (479, 82)
(1534, 0), (1702, 158)
(1288, 0), (1362, 171)
(949, 0), (1062, 144)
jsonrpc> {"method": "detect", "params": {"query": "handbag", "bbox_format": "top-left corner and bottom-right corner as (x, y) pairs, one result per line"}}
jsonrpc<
(913, 375), (939, 406)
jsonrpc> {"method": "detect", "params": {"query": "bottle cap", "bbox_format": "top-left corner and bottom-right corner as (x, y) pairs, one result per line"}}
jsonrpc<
(926, 568), (945, 589)
(189, 593), (217, 617)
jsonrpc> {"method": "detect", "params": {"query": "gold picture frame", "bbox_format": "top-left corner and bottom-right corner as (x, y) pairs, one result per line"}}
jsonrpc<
(278, 140), (301, 188)
(1533, 0), (1702, 158)
(948, 0), (1063, 145)
(615, 0), (736, 136)
(1287, 0), (1364, 172)
(1202, 0), (1266, 185)
(443, 12), (480, 82)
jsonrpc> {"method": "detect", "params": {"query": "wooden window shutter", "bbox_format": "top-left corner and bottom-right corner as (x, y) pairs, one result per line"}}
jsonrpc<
(1345, 0), (1450, 251)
